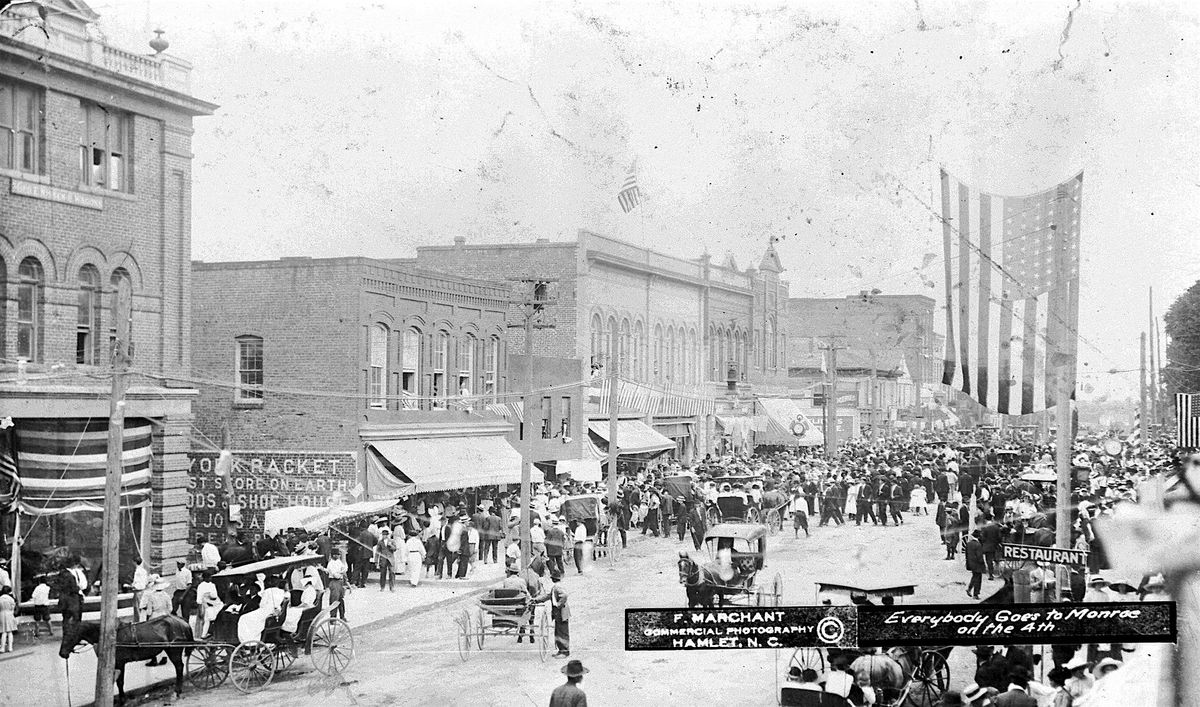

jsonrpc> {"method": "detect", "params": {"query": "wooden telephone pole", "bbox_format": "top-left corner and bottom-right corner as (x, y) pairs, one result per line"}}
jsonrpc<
(96, 277), (133, 706)
(818, 337), (846, 459)
(506, 279), (556, 564)
(606, 333), (620, 510)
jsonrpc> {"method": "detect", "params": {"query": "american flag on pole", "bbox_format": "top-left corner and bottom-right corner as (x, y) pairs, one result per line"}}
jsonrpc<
(941, 169), (1083, 415)
(1176, 393), (1200, 448)
(617, 171), (641, 213)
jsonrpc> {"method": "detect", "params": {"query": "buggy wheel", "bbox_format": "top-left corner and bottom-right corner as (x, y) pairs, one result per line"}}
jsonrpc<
(229, 641), (276, 694)
(538, 608), (550, 662)
(765, 508), (781, 535)
(706, 506), (721, 527)
(908, 649), (951, 707)
(274, 644), (298, 673)
(771, 573), (784, 607)
(753, 586), (767, 607)
(472, 607), (482, 652)
(747, 507), (761, 524)
(309, 617), (355, 676)
(456, 610), (472, 662)
(790, 647), (826, 674)
(186, 644), (229, 690)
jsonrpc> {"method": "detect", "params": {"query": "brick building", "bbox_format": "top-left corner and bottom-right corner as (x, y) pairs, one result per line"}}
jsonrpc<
(414, 230), (792, 460)
(0, 0), (214, 597)
(190, 256), (580, 539)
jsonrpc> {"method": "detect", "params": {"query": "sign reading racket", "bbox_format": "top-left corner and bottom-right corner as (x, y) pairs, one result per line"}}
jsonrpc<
(625, 607), (858, 650)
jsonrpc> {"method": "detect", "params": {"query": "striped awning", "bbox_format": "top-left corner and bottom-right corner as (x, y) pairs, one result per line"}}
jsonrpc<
(15, 418), (153, 515)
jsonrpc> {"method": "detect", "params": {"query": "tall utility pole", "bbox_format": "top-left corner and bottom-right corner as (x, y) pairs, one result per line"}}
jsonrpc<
(1149, 288), (1159, 429)
(1140, 332), (1150, 445)
(96, 278), (133, 707)
(819, 338), (845, 458)
(1050, 216), (1075, 592)
(506, 279), (556, 567)
(869, 349), (879, 442)
(606, 332), (620, 510)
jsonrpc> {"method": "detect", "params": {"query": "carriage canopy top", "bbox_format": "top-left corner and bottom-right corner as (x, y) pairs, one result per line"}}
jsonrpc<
(814, 580), (917, 598)
(704, 523), (769, 543)
(214, 553), (326, 578)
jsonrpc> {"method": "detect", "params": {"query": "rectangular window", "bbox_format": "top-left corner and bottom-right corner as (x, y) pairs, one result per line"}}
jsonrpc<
(0, 80), (42, 174)
(401, 329), (420, 409)
(559, 396), (572, 438)
(80, 102), (132, 192)
(484, 338), (499, 401)
(236, 337), (264, 401)
(541, 396), (552, 439)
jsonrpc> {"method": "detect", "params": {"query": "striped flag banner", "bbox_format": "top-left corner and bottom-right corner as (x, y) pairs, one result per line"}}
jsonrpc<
(0, 425), (19, 513)
(1176, 394), (1200, 448)
(14, 418), (153, 515)
(617, 171), (641, 213)
(941, 169), (1083, 415)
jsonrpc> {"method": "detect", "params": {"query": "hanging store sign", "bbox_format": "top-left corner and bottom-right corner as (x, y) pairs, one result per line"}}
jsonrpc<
(188, 450), (357, 541)
(1000, 543), (1088, 567)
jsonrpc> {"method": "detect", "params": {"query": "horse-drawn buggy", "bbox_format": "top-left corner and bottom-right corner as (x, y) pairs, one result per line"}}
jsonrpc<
(558, 492), (620, 561)
(186, 554), (356, 692)
(705, 473), (764, 526)
(783, 581), (949, 707)
(59, 553), (355, 702)
(455, 587), (552, 662)
(677, 523), (782, 608)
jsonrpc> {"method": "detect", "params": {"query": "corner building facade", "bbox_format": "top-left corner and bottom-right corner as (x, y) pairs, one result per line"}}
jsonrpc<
(0, 0), (214, 598)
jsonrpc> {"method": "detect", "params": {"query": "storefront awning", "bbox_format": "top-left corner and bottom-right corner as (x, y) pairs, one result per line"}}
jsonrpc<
(15, 418), (153, 515)
(756, 398), (825, 447)
(366, 435), (534, 497)
(587, 421), (675, 455)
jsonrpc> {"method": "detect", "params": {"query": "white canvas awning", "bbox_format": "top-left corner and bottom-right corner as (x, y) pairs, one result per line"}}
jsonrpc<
(366, 435), (536, 497)
(588, 420), (675, 455)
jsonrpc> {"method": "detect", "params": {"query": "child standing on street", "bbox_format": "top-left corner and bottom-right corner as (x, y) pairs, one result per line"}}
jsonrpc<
(0, 585), (17, 652)
(792, 498), (809, 538)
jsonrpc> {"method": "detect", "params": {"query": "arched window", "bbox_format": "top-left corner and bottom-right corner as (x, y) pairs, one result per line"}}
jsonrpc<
(633, 321), (644, 380)
(484, 335), (500, 400)
(433, 331), (450, 404)
(368, 324), (388, 409)
(401, 328), (421, 408)
(590, 313), (604, 370)
(235, 334), (263, 402)
(735, 330), (745, 379)
(653, 323), (664, 380)
(710, 326), (719, 381)
(109, 268), (132, 355)
(460, 333), (477, 396)
(17, 257), (44, 361)
(687, 329), (697, 383)
(619, 319), (631, 376)
(606, 316), (618, 365)
(766, 319), (777, 369)
(76, 265), (102, 364)
(666, 327), (676, 382)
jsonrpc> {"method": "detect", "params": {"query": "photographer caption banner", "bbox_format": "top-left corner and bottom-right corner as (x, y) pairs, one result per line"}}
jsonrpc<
(625, 602), (1175, 651)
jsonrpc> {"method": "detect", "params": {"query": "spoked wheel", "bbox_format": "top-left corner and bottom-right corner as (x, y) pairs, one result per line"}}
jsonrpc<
(309, 617), (355, 676)
(907, 650), (951, 707)
(229, 641), (276, 693)
(706, 506), (721, 528)
(765, 508), (781, 535)
(771, 573), (784, 607)
(186, 644), (230, 690)
(753, 586), (768, 607)
(747, 507), (761, 524)
(456, 609), (472, 662)
(789, 646), (826, 674)
(274, 644), (298, 673)
(476, 608), (487, 650)
(537, 609), (550, 662)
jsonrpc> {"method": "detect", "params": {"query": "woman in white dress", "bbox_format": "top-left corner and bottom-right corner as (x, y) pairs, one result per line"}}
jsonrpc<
(193, 570), (222, 639)
(909, 484), (928, 516)
(844, 481), (861, 522)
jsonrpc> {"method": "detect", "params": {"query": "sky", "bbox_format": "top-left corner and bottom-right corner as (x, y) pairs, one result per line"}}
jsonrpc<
(80, 0), (1200, 402)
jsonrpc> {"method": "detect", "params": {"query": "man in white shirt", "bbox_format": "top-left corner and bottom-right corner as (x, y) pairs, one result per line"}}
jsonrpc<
(171, 560), (192, 617)
(325, 549), (348, 619)
(198, 535), (221, 569)
(0, 559), (11, 591)
(130, 556), (150, 621)
(530, 518), (547, 561)
(572, 521), (588, 574)
(30, 574), (53, 637)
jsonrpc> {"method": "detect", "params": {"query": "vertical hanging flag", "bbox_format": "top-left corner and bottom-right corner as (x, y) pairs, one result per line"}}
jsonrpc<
(1176, 393), (1200, 448)
(617, 170), (641, 213)
(0, 418), (19, 514)
(940, 169), (1083, 415)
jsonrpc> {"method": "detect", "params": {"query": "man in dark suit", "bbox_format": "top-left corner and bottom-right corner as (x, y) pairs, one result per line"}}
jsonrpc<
(965, 529), (985, 598)
(979, 519), (1003, 580)
(934, 469), (950, 504)
(994, 666), (1038, 707)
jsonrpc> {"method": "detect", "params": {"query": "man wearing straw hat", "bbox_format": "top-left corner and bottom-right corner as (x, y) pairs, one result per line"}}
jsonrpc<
(549, 659), (589, 707)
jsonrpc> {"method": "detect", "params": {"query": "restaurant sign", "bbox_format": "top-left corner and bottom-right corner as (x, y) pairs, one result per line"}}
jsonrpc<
(188, 450), (358, 541)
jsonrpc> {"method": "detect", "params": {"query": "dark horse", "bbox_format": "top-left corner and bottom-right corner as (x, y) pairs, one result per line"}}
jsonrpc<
(980, 575), (1015, 604)
(59, 614), (194, 704)
(676, 552), (751, 608)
